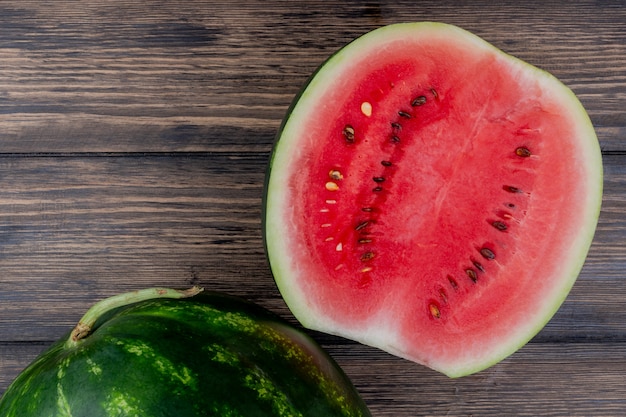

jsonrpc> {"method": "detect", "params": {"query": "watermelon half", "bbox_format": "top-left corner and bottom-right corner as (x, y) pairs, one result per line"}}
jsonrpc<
(264, 22), (602, 377)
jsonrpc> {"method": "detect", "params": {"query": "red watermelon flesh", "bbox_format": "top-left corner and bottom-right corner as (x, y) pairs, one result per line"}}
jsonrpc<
(264, 23), (602, 377)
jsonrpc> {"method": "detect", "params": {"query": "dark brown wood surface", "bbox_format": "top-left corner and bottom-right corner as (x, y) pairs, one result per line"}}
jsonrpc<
(0, 1), (624, 415)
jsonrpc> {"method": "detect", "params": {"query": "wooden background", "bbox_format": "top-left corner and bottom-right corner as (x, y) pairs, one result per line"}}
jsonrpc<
(0, 1), (624, 416)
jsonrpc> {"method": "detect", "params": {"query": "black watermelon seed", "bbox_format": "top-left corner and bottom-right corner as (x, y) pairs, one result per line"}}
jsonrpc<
(472, 260), (485, 272)
(480, 248), (496, 260)
(439, 288), (448, 304)
(516, 147), (532, 157)
(381, 160), (392, 167)
(360, 252), (375, 261)
(447, 275), (459, 290)
(429, 303), (441, 319)
(342, 125), (355, 143)
(492, 221), (508, 231)
(503, 185), (522, 193)
(411, 95), (427, 106)
(466, 268), (478, 283)
(372, 176), (385, 183)
(398, 111), (412, 119)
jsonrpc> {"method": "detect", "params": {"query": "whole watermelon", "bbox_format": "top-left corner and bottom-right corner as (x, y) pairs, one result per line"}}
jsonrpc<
(0, 287), (371, 417)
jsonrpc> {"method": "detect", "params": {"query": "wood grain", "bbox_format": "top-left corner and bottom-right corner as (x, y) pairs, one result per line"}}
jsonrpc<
(0, 1), (624, 416)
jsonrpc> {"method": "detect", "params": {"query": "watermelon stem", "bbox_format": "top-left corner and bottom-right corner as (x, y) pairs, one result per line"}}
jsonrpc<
(68, 286), (204, 345)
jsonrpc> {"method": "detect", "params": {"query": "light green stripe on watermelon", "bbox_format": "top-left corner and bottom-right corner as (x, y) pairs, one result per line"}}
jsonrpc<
(204, 343), (305, 417)
(56, 357), (73, 417)
(243, 371), (305, 417)
(204, 305), (361, 416)
(103, 390), (144, 417)
(85, 357), (102, 376)
(260, 325), (361, 416)
(146, 302), (260, 334)
(204, 342), (241, 365)
(56, 385), (72, 417)
(111, 337), (198, 390)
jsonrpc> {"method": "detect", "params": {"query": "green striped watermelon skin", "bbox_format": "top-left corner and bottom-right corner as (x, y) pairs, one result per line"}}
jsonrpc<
(0, 292), (370, 417)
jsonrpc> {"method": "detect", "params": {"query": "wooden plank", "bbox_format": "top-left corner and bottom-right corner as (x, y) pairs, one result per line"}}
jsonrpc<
(0, 153), (277, 340)
(0, 1), (622, 153)
(332, 342), (626, 417)
(0, 152), (622, 341)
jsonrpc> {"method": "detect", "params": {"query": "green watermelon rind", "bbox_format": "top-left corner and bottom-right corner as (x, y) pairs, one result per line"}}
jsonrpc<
(0, 291), (371, 416)
(263, 22), (602, 377)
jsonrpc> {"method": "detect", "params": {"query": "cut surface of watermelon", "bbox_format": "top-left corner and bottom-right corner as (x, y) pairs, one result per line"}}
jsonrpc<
(264, 22), (602, 377)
